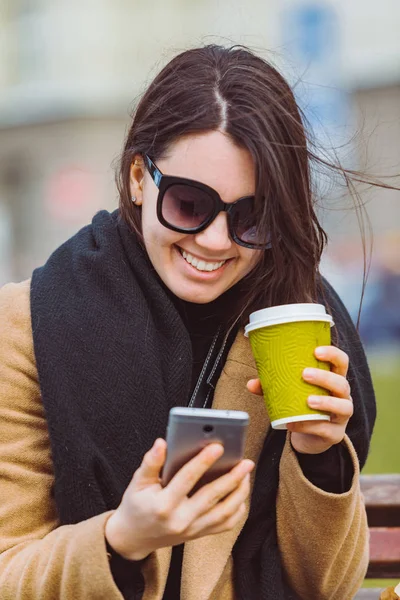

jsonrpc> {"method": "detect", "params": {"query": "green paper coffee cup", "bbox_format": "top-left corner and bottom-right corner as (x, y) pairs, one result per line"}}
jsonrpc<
(244, 304), (334, 430)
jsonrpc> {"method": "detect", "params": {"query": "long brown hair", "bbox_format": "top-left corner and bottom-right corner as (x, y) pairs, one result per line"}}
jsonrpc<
(116, 44), (396, 327)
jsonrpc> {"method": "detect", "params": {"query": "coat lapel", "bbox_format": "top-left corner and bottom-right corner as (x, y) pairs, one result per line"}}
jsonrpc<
(142, 547), (172, 600)
(181, 330), (270, 600)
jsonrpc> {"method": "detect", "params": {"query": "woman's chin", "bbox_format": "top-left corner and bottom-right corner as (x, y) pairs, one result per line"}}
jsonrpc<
(171, 284), (221, 304)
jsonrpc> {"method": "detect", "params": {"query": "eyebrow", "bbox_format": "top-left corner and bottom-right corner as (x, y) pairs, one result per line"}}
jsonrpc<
(144, 154), (255, 200)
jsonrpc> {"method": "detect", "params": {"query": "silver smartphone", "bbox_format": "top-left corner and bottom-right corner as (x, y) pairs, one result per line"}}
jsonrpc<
(161, 407), (249, 493)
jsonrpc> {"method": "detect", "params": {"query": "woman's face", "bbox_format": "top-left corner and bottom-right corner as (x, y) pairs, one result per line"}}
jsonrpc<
(130, 130), (262, 304)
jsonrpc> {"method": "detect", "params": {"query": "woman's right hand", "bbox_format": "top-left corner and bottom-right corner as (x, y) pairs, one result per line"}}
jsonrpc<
(105, 439), (254, 561)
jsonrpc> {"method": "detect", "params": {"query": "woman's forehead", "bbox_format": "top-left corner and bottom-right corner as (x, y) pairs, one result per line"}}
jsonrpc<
(157, 131), (256, 201)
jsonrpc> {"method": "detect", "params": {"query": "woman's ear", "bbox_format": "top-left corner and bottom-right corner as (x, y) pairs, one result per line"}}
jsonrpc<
(130, 156), (145, 205)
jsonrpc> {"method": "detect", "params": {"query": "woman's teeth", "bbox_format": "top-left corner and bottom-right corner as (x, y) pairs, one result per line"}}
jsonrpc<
(180, 249), (226, 272)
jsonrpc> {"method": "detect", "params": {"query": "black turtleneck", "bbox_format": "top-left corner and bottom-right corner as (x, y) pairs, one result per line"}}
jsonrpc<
(172, 287), (240, 397)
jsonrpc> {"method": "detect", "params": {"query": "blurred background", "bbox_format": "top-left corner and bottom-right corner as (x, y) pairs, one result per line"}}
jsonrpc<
(0, 0), (399, 474)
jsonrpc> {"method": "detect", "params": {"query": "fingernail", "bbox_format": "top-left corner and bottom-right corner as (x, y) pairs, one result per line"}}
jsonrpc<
(244, 460), (255, 473)
(210, 444), (224, 457)
(308, 395), (320, 407)
(153, 440), (161, 457)
(315, 347), (326, 357)
(303, 368), (314, 379)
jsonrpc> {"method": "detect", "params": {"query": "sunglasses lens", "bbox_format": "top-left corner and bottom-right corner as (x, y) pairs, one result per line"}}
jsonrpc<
(162, 184), (214, 230)
(232, 197), (269, 246)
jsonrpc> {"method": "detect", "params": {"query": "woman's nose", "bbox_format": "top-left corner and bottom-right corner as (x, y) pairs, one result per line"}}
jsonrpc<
(194, 212), (233, 253)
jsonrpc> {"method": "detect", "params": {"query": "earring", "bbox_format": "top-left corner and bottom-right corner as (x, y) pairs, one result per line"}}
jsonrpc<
(132, 196), (137, 203)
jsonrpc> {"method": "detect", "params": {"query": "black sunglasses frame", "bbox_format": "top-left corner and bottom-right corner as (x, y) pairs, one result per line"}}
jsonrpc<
(143, 154), (271, 250)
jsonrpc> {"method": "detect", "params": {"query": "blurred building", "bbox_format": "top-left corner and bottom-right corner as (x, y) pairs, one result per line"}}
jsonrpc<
(0, 0), (399, 308)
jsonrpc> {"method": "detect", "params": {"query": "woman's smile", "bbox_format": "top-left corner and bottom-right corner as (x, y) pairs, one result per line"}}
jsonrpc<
(175, 245), (233, 278)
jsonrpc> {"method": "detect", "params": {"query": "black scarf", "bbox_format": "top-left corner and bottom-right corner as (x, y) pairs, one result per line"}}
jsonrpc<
(30, 210), (375, 600)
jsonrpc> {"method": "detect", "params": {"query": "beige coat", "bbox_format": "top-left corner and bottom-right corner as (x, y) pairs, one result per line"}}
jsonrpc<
(0, 280), (369, 600)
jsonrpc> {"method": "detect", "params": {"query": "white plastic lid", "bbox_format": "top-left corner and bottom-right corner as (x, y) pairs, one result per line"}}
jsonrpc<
(244, 303), (334, 336)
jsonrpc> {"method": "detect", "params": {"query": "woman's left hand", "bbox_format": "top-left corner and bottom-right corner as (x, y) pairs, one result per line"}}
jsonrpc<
(247, 346), (354, 455)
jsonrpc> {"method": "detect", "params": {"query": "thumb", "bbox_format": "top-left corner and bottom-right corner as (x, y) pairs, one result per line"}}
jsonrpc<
(134, 438), (167, 489)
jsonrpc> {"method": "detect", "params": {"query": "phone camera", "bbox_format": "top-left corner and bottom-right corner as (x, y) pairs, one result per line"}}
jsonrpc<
(203, 424), (214, 434)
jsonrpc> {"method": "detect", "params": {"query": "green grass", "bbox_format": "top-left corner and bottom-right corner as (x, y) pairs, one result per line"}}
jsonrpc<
(361, 350), (400, 590)
(362, 579), (398, 589)
(363, 351), (400, 474)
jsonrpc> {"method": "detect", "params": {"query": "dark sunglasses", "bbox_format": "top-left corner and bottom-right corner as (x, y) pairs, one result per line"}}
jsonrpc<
(143, 155), (271, 250)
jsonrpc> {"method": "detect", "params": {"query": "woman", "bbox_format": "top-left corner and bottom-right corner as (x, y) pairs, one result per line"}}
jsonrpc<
(0, 45), (376, 600)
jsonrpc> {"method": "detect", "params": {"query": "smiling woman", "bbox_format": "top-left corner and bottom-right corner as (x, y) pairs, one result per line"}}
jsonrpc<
(0, 44), (392, 600)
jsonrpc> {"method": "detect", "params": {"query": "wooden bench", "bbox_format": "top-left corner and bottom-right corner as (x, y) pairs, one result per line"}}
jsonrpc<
(354, 474), (400, 599)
